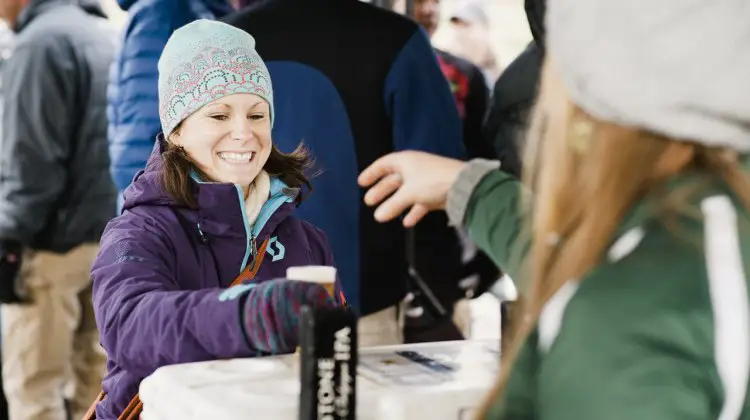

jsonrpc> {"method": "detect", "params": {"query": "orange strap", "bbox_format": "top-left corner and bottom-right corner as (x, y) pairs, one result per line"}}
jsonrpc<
(119, 395), (142, 420)
(231, 238), (270, 286)
(82, 239), (271, 420)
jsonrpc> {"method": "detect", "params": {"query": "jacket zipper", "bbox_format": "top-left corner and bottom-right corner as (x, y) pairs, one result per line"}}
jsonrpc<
(250, 233), (257, 257)
(237, 182), (291, 272)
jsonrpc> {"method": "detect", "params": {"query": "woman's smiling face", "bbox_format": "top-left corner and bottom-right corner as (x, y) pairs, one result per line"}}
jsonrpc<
(169, 93), (272, 186)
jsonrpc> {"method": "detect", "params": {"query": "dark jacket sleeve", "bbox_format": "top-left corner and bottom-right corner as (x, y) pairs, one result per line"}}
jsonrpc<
(108, 2), (200, 192)
(483, 42), (543, 178)
(384, 29), (466, 159)
(463, 64), (493, 159)
(0, 40), (75, 242)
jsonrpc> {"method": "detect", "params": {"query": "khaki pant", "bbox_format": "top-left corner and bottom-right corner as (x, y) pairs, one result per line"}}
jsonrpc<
(1, 244), (106, 420)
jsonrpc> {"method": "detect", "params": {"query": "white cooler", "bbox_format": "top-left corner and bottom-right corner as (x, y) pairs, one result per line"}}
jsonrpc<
(140, 340), (499, 420)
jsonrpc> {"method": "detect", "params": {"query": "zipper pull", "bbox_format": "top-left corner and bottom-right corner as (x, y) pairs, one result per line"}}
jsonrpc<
(250, 234), (257, 256)
(197, 224), (208, 244)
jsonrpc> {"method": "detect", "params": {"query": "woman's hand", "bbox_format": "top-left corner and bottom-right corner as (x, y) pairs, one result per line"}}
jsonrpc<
(358, 151), (466, 227)
(242, 279), (335, 354)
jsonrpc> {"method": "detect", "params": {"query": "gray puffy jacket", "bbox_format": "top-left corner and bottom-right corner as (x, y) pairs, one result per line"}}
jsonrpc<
(0, 0), (116, 252)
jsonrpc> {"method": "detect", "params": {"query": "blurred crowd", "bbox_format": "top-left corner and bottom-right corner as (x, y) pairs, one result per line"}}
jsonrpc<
(0, 0), (534, 419)
(0, 0), (745, 419)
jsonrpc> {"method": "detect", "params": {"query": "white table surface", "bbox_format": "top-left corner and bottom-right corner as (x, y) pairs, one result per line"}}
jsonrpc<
(140, 339), (500, 420)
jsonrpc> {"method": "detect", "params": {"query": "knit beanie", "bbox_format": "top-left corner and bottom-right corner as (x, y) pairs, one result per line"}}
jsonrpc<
(158, 19), (274, 138)
(547, 0), (750, 152)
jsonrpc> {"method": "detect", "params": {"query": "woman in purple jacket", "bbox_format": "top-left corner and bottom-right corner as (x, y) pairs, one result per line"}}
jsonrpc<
(91, 20), (338, 418)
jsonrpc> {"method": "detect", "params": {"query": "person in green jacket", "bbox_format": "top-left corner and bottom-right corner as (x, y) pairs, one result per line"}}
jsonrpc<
(357, 1), (750, 419)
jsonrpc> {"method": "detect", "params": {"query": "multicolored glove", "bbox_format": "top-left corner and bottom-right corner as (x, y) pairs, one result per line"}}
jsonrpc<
(240, 278), (336, 354)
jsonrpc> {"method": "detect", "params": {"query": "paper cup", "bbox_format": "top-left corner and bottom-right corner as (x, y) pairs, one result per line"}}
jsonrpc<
(286, 266), (337, 297)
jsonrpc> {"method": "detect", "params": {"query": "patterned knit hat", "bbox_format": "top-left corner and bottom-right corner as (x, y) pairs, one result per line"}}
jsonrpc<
(158, 19), (274, 137)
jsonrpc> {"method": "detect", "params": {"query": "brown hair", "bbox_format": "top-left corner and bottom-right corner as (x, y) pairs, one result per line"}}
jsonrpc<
(475, 59), (750, 418)
(161, 124), (314, 208)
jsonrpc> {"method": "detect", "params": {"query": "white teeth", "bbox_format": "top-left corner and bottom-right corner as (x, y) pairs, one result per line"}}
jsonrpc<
(218, 152), (254, 163)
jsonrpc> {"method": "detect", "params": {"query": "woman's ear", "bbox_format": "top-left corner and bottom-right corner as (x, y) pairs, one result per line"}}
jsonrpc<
(167, 131), (181, 146)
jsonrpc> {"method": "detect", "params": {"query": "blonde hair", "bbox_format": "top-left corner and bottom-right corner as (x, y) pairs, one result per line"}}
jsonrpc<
(476, 57), (750, 418)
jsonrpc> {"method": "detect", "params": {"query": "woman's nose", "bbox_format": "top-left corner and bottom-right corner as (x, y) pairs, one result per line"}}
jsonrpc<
(231, 117), (254, 142)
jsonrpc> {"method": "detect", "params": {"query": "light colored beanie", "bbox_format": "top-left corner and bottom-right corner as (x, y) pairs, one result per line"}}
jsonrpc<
(158, 19), (274, 137)
(547, 0), (750, 152)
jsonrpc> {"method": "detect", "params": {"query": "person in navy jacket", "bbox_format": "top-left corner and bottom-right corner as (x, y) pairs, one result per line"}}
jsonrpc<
(223, 0), (474, 345)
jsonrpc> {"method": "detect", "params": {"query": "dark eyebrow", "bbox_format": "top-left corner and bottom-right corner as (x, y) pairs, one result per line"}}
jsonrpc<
(204, 102), (229, 111)
(204, 100), (266, 111)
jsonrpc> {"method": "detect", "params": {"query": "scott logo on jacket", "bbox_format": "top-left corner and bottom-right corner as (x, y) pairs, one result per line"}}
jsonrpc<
(267, 236), (285, 262)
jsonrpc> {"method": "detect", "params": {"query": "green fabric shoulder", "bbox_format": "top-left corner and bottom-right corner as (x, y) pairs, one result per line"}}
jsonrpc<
(463, 170), (529, 291)
(470, 172), (750, 420)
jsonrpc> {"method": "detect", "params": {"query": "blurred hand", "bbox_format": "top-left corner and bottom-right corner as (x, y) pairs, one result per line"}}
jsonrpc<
(242, 278), (335, 354)
(358, 151), (466, 227)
